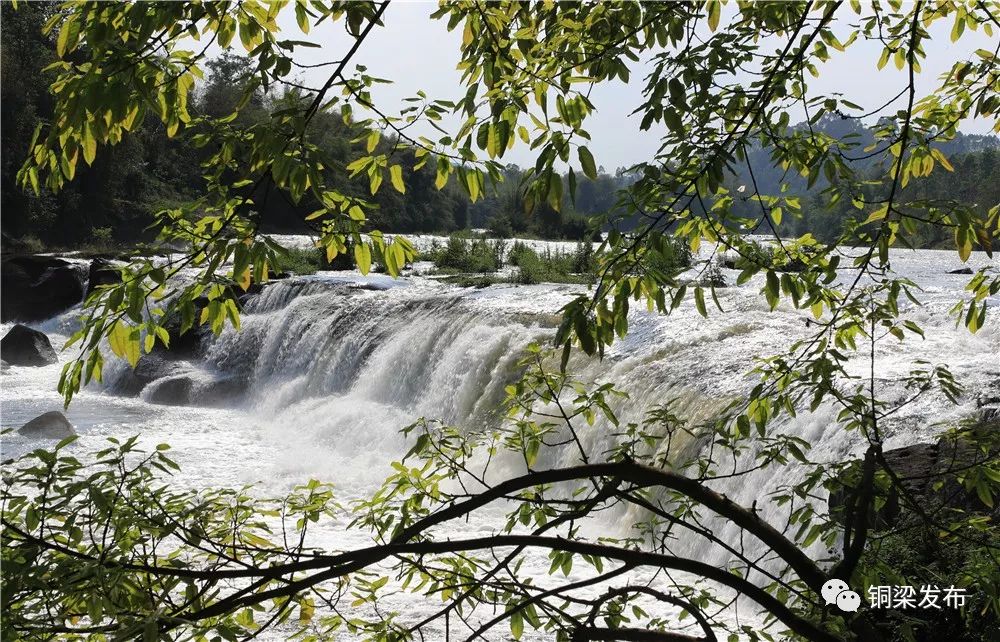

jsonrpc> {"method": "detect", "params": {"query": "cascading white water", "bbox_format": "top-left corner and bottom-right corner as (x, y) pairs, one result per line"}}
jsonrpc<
(2, 244), (997, 638)
(182, 277), (557, 485)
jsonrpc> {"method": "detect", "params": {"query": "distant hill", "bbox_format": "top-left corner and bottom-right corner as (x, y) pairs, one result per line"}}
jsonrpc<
(730, 113), (999, 197)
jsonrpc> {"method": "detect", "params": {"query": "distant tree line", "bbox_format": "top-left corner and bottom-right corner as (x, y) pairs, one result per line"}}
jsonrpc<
(0, 3), (616, 249)
(1, 3), (996, 252)
(727, 114), (999, 247)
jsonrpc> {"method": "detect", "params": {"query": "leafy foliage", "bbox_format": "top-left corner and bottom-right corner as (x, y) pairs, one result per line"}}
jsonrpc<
(3, 1), (1000, 641)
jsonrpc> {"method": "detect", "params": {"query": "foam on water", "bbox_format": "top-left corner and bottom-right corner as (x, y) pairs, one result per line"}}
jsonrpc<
(1, 243), (997, 638)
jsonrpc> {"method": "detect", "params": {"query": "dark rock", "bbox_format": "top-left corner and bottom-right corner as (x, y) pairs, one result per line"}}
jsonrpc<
(146, 376), (194, 406)
(86, 259), (121, 297)
(350, 282), (392, 291)
(947, 267), (973, 275)
(777, 259), (807, 273)
(196, 376), (246, 407)
(830, 433), (999, 529)
(19, 411), (75, 439)
(156, 296), (211, 358)
(1, 255), (86, 322)
(114, 353), (190, 396)
(718, 255), (805, 272)
(145, 373), (246, 407)
(1, 324), (57, 366)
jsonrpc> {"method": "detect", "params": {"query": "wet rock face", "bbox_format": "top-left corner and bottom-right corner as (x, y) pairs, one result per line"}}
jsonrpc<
(830, 430), (1000, 529)
(197, 376), (247, 407)
(146, 376), (194, 406)
(156, 296), (212, 359)
(19, 411), (75, 439)
(114, 353), (191, 397)
(1, 324), (58, 366)
(1, 256), (86, 322)
(144, 373), (246, 407)
(86, 259), (121, 297)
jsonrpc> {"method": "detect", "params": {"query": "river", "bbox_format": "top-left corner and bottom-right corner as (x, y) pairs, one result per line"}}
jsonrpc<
(2, 240), (997, 639)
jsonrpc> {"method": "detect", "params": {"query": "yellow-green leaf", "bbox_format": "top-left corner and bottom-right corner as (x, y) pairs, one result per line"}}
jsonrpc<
(354, 243), (372, 275)
(81, 125), (97, 166)
(707, 1), (721, 32)
(389, 165), (405, 194)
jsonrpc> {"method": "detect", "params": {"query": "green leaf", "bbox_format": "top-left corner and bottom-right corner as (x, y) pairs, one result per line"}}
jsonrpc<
(389, 165), (405, 194)
(348, 205), (365, 221)
(863, 205), (888, 225)
(510, 611), (524, 640)
(56, 15), (78, 58)
(354, 243), (372, 275)
(108, 322), (140, 368)
(707, 1), (721, 31)
(765, 271), (779, 310)
(435, 157), (449, 189)
(81, 124), (97, 166)
(578, 146), (597, 180)
(295, 0), (311, 34)
(694, 286), (707, 318)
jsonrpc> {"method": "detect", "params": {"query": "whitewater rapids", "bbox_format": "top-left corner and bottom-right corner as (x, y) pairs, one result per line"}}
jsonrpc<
(2, 242), (997, 639)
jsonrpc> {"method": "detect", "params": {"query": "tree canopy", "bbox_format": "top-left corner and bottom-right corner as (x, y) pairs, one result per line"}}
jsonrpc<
(3, 1), (1000, 641)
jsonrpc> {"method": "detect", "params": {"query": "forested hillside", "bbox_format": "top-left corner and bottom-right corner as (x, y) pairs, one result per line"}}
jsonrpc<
(727, 114), (1000, 246)
(2, 2), (997, 250)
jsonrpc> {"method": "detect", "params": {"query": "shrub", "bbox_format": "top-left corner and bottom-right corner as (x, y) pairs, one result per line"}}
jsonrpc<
(739, 239), (775, 268)
(506, 242), (595, 285)
(699, 261), (727, 288)
(435, 237), (469, 269)
(433, 236), (502, 273)
(507, 241), (536, 267)
(87, 226), (115, 253)
(487, 214), (514, 238)
(643, 236), (692, 276)
(571, 241), (596, 274)
(273, 247), (323, 275)
(415, 240), (443, 263)
(512, 250), (543, 284)
(18, 235), (46, 254)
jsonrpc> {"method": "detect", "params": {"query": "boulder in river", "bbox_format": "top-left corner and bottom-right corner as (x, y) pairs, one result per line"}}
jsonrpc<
(830, 430), (999, 529)
(145, 376), (194, 406)
(144, 373), (246, 407)
(19, 411), (75, 439)
(114, 353), (191, 396)
(196, 375), (247, 407)
(155, 295), (212, 358)
(86, 258), (121, 297)
(1, 324), (57, 366)
(1, 255), (86, 322)
(947, 266), (973, 275)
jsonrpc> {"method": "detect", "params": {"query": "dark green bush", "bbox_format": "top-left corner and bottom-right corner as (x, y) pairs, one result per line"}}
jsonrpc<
(700, 261), (727, 288)
(273, 247), (323, 275)
(433, 236), (503, 273)
(642, 236), (692, 276)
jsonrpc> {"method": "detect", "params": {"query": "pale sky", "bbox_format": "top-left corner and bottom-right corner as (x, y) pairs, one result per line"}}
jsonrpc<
(237, 1), (997, 170)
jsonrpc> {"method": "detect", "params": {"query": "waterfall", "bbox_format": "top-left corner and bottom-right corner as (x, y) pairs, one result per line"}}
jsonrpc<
(94, 252), (998, 560)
